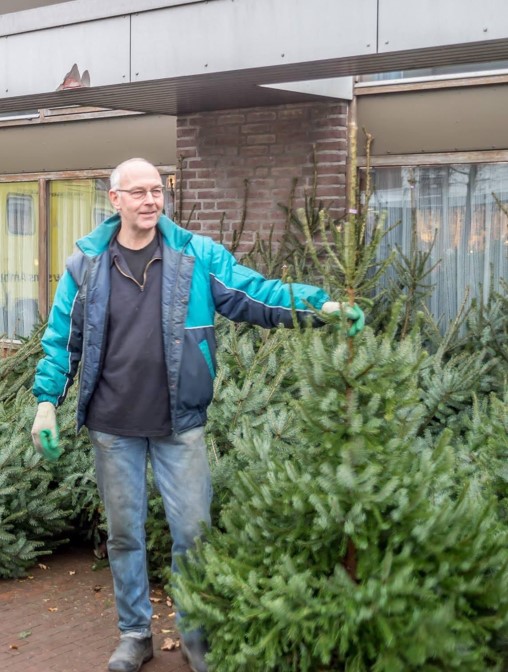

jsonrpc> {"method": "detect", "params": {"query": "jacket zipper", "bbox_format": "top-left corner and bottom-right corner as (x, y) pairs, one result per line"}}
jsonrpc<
(114, 256), (161, 291)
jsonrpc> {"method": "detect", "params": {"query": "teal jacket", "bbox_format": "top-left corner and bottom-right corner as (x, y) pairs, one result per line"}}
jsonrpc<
(33, 214), (329, 433)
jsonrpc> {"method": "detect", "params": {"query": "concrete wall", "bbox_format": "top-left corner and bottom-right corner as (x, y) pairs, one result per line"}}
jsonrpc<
(176, 101), (347, 251)
(358, 83), (508, 156)
(0, 114), (176, 174)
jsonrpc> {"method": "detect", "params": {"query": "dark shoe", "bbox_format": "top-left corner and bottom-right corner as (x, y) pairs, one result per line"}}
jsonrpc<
(181, 638), (209, 672)
(108, 636), (153, 672)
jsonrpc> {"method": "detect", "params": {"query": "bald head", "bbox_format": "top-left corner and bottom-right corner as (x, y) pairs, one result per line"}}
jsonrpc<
(110, 158), (158, 191)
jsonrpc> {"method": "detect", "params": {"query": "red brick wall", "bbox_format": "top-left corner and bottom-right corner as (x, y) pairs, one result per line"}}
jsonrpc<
(1, 342), (20, 358)
(176, 101), (348, 253)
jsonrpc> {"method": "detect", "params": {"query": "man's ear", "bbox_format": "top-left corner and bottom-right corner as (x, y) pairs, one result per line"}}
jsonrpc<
(109, 189), (120, 210)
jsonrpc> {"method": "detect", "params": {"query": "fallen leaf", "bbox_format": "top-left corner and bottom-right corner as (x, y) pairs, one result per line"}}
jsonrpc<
(167, 611), (175, 618)
(38, 563), (48, 570)
(161, 628), (174, 634)
(151, 614), (160, 620)
(93, 585), (102, 592)
(48, 607), (58, 612)
(166, 597), (173, 607)
(18, 631), (31, 639)
(161, 637), (179, 651)
(69, 571), (76, 576)
(150, 596), (162, 603)
(9, 644), (18, 650)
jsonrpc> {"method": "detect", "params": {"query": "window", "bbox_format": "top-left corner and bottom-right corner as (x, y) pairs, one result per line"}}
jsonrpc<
(0, 183), (39, 338)
(358, 59), (508, 84)
(367, 164), (508, 327)
(6, 193), (35, 235)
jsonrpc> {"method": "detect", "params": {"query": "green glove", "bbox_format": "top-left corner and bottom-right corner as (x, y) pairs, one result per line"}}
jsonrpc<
(321, 301), (365, 337)
(40, 428), (62, 461)
(31, 402), (62, 461)
(343, 303), (365, 336)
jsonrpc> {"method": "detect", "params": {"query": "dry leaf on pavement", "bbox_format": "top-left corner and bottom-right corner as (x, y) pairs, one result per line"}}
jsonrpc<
(161, 637), (180, 651)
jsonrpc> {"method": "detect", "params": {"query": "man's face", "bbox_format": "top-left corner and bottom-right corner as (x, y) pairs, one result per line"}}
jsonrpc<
(109, 161), (164, 235)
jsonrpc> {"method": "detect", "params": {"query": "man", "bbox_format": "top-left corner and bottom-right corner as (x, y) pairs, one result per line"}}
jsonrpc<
(31, 158), (364, 672)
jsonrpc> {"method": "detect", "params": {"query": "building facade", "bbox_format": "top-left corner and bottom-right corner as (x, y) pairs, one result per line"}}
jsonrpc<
(0, 0), (507, 339)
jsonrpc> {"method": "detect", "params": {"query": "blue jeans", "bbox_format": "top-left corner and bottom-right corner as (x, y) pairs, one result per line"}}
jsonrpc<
(89, 426), (212, 637)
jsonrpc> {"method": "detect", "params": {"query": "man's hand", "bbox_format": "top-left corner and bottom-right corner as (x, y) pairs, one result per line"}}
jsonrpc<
(31, 402), (61, 460)
(321, 301), (365, 336)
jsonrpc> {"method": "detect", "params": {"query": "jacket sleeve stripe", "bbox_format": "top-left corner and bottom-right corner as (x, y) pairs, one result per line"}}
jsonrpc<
(208, 239), (329, 328)
(211, 273), (313, 312)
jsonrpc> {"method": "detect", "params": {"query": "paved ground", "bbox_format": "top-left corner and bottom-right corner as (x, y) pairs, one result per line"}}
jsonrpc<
(0, 544), (192, 672)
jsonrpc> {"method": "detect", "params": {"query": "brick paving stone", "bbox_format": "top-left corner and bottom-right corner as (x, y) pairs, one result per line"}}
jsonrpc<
(0, 545), (191, 672)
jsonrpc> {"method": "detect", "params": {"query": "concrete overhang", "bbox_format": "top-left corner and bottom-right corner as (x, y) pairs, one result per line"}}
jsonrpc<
(1, 0), (508, 115)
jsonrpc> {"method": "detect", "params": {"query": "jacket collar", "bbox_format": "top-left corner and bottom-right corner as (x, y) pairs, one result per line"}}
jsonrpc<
(75, 213), (193, 257)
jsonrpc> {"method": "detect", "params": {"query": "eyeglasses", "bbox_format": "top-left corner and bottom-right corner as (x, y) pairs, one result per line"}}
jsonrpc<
(115, 187), (164, 200)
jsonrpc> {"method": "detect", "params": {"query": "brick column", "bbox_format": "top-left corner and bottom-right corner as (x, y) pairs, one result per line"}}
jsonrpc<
(176, 101), (348, 253)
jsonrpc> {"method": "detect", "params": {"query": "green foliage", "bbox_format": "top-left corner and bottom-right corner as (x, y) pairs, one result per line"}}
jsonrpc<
(0, 386), (70, 577)
(368, 206), (439, 338)
(456, 392), (508, 522)
(205, 318), (299, 516)
(272, 186), (393, 308)
(175, 322), (508, 671)
(461, 280), (508, 394)
(417, 346), (494, 436)
(0, 324), (45, 403)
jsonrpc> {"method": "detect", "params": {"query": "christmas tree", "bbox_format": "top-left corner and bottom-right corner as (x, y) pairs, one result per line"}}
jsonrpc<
(174, 310), (508, 671)
(174, 135), (508, 670)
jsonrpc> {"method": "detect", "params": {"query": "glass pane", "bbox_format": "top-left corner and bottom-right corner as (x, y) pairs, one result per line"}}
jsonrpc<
(359, 59), (508, 82)
(7, 194), (35, 235)
(0, 182), (39, 338)
(49, 179), (115, 300)
(368, 164), (508, 327)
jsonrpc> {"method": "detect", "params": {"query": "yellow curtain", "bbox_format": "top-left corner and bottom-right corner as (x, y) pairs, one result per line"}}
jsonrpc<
(0, 182), (39, 338)
(49, 179), (114, 301)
